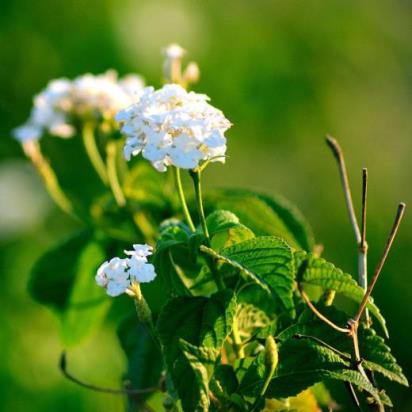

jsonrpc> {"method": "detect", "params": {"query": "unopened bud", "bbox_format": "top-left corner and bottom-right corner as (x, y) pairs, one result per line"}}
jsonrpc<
(264, 335), (278, 373)
(183, 62), (200, 85)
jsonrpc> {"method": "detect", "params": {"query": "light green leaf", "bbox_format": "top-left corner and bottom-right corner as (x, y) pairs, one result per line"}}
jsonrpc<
(204, 188), (314, 251)
(60, 240), (110, 346)
(295, 250), (388, 337)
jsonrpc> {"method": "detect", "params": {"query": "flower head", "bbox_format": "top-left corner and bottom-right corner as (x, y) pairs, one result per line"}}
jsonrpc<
(116, 83), (232, 171)
(96, 243), (156, 297)
(13, 71), (145, 143)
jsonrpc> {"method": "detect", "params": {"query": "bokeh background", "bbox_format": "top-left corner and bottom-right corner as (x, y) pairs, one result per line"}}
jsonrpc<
(1, 0), (411, 410)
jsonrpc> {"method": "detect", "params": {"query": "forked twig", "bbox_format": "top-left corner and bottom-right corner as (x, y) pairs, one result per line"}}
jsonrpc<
(299, 288), (350, 334)
(354, 203), (406, 323)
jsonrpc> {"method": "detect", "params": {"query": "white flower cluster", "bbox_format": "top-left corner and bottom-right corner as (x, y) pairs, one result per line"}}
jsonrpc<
(116, 84), (232, 171)
(13, 71), (145, 143)
(95, 244), (156, 297)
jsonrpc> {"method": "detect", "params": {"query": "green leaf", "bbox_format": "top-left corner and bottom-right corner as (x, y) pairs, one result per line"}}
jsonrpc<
(157, 291), (236, 411)
(277, 307), (408, 387)
(179, 339), (219, 412)
(117, 316), (163, 392)
(123, 160), (172, 211)
(295, 251), (388, 337)
(240, 337), (389, 406)
(29, 230), (111, 346)
(206, 210), (240, 234)
(29, 230), (92, 311)
(60, 240), (110, 346)
(202, 236), (295, 313)
(204, 188), (314, 251)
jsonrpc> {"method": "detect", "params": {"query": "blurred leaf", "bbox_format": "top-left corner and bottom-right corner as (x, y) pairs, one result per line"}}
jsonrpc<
(40, 134), (107, 218)
(29, 230), (111, 346)
(295, 250), (388, 337)
(60, 239), (110, 346)
(29, 230), (92, 311)
(204, 189), (314, 251)
(123, 160), (173, 211)
(202, 236), (295, 314)
(117, 316), (163, 391)
(263, 389), (321, 412)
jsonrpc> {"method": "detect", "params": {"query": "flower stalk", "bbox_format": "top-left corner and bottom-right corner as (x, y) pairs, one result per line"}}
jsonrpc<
(82, 123), (109, 185)
(173, 167), (196, 232)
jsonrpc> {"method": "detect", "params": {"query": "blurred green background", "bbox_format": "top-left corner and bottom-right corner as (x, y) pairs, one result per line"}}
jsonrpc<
(1, 0), (411, 410)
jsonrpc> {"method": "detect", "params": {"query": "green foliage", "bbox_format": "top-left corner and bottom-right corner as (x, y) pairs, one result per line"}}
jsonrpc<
(29, 230), (111, 346)
(295, 250), (388, 337)
(157, 291), (236, 411)
(117, 317), (163, 391)
(202, 236), (295, 313)
(204, 188), (314, 251)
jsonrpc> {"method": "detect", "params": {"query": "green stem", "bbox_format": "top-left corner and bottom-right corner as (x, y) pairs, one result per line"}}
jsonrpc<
(190, 169), (225, 291)
(190, 170), (209, 239)
(106, 141), (126, 207)
(82, 123), (108, 185)
(173, 167), (195, 232)
(23, 141), (74, 217)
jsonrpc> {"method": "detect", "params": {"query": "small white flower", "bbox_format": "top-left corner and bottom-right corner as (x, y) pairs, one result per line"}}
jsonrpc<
(116, 84), (232, 171)
(96, 257), (129, 297)
(124, 243), (153, 259)
(163, 43), (186, 59)
(13, 71), (145, 143)
(96, 243), (157, 297)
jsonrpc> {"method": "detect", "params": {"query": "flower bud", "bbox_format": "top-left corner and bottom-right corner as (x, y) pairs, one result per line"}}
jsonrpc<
(183, 62), (200, 85)
(264, 335), (278, 373)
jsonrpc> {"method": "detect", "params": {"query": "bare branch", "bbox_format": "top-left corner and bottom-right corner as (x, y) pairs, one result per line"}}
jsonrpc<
(326, 135), (361, 243)
(299, 288), (350, 334)
(354, 203), (406, 323)
(59, 352), (158, 395)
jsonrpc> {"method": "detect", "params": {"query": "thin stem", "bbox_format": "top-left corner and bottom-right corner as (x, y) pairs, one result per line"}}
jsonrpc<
(173, 167), (195, 232)
(359, 168), (370, 324)
(354, 203), (406, 323)
(23, 141), (74, 216)
(190, 170), (209, 240)
(293, 334), (351, 361)
(59, 352), (157, 395)
(106, 141), (126, 207)
(82, 123), (108, 185)
(190, 170), (225, 290)
(345, 382), (363, 412)
(326, 136), (361, 243)
(300, 288), (350, 334)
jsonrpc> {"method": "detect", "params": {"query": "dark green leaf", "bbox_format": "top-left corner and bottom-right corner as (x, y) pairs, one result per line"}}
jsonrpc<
(277, 307), (408, 387)
(117, 316), (163, 391)
(29, 230), (92, 311)
(202, 236), (295, 313)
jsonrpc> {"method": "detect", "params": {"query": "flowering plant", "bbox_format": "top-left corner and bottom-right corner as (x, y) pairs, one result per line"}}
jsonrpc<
(18, 45), (408, 411)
